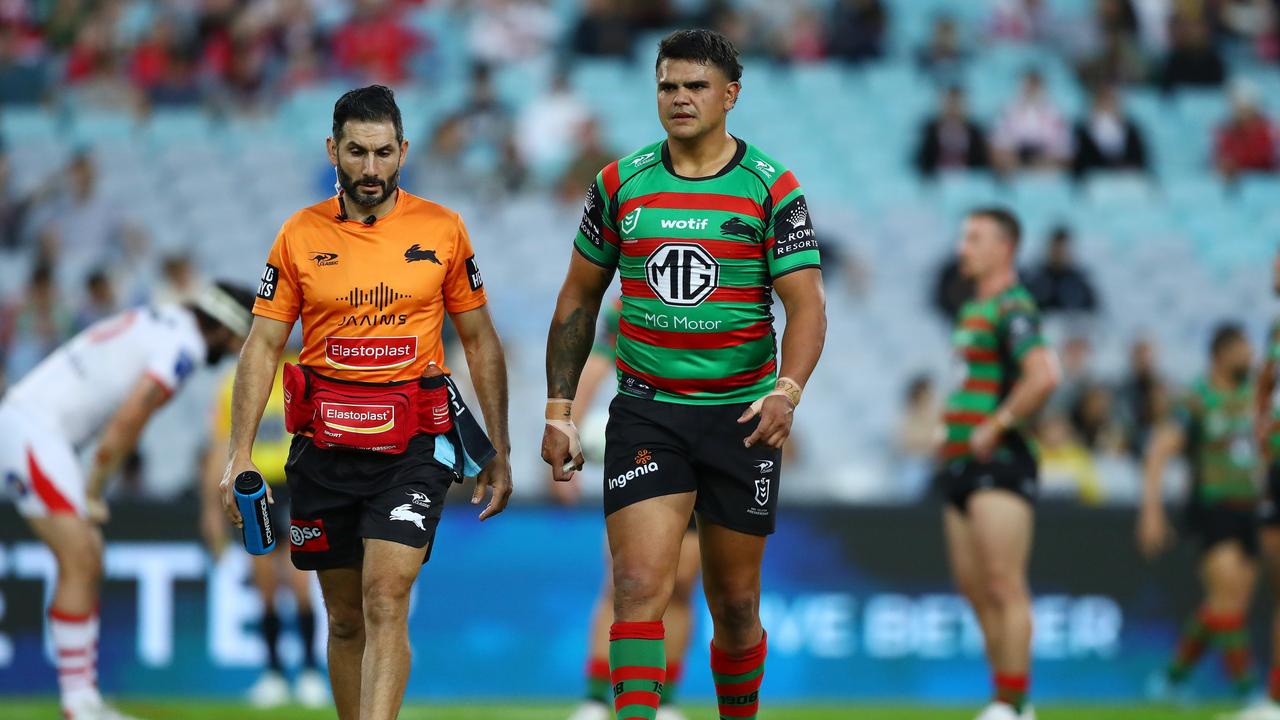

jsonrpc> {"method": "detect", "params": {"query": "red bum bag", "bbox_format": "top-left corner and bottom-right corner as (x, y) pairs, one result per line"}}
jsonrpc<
(281, 363), (453, 454)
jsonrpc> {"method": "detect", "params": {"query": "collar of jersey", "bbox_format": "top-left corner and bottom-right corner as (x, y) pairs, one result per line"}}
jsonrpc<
(332, 189), (406, 227)
(660, 136), (746, 181)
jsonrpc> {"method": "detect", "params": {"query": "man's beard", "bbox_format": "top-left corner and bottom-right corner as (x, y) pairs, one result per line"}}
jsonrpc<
(337, 165), (400, 208)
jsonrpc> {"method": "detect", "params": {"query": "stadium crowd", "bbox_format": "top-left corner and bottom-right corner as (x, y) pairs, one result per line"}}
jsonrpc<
(0, 0), (1278, 506)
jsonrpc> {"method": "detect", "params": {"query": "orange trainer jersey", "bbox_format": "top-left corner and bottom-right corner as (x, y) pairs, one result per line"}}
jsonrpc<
(252, 192), (487, 383)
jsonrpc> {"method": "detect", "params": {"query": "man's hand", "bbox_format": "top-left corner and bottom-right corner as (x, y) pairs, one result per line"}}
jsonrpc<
(548, 472), (583, 505)
(219, 456), (270, 529)
(739, 395), (795, 449)
(969, 418), (1003, 462)
(85, 496), (110, 525)
(472, 453), (513, 521)
(202, 504), (229, 556)
(541, 419), (584, 482)
(1137, 506), (1172, 560)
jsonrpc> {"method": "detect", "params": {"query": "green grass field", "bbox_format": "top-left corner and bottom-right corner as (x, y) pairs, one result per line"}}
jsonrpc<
(0, 700), (1241, 720)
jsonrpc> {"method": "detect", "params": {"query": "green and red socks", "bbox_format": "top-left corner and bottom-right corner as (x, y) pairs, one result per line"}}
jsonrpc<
(609, 621), (666, 720)
(585, 656), (611, 704)
(1167, 607), (1213, 683)
(711, 631), (767, 720)
(994, 673), (1028, 713)
(1167, 608), (1255, 693)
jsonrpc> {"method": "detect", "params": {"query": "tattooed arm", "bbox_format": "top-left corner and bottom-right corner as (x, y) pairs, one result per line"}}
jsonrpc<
(542, 252), (614, 480)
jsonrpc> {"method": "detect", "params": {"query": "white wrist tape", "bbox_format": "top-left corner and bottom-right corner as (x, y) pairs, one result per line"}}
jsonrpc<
(546, 418), (583, 473)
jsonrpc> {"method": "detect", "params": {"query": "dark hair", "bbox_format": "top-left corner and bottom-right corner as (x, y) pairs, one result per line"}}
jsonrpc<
(332, 85), (404, 143)
(656, 29), (742, 83)
(969, 206), (1022, 247)
(1210, 322), (1246, 357)
(905, 374), (933, 403)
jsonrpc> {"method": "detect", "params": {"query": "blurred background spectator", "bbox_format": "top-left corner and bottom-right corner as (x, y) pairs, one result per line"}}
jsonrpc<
(1025, 226), (1100, 315)
(892, 374), (939, 501)
(1214, 79), (1278, 178)
(827, 0), (887, 64)
(915, 86), (990, 176)
(1160, 14), (1226, 91)
(917, 14), (969, 84)
(990, 69), (1071, 174)
(1071, 85), (1149, 178)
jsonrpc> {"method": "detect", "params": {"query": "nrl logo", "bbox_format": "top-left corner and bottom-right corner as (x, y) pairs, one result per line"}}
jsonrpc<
(621, 207), (643, 236)
(630, 152), (656, 167)
(753, 158), (776, 176)
(786, 205), (807, 229)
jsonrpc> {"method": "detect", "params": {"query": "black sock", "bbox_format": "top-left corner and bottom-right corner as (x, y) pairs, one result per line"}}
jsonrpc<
(297, 608), (317, 670)
(262, 609), (282, 672)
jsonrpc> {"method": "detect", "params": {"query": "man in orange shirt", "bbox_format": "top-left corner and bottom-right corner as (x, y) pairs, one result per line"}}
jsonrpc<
(219, 85), (511, 720)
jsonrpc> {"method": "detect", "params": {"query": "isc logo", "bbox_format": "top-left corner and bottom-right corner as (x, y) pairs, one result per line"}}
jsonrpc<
(645, 242), (719, 307)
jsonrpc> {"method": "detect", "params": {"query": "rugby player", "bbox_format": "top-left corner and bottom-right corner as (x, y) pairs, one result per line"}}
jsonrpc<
(542, 30), (827, 720)
(221, 85), (511, 720)
(1141, 324), (1260, 707)
(558, 297), (700, 720)
(200, 350), (328, 708)
(0, 281), (255, 720)
(936, 209), (1059, 720)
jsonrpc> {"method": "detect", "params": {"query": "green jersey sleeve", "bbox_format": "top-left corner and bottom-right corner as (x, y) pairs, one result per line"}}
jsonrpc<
(573, 170), (620, 269)
(998, 304), (1046, 363)
(763, 168), (820, 279)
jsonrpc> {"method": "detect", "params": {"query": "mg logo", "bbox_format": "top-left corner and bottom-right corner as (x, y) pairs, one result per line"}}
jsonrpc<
(645, 242), (719, 307)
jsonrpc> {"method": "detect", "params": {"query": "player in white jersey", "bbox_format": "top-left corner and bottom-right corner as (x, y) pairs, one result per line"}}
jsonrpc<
(0, 281), (255, 720)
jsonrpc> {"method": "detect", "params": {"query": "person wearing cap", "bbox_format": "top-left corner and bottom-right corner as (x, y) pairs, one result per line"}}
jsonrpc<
(0, 280), (257, 720)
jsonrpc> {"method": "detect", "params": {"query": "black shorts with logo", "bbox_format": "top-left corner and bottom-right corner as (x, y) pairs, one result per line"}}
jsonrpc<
(934, 439), (1039, 513)
(1261, 463), (1280, 528)
(1187, 502), (1260, 557)
(602, 393), (782, 536)
(284, 434), (457, 571)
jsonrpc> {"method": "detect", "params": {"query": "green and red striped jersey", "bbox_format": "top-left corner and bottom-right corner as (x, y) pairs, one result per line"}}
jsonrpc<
(574, 138), (820, 405)
(1178, 377), (1258, 507)
(940, 284), (1045, 462)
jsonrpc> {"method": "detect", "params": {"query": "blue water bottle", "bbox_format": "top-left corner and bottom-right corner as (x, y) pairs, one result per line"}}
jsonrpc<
(234, 471), (276, 555)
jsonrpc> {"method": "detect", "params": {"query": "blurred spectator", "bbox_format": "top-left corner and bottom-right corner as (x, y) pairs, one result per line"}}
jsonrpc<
(1070, 382), (1118, 449)
(990, 0), (1054, 43)
(26, 151), (143, 287)
(990, 69), (1071, 174)
(556, 118), (614, 205)
(1048, 334), (1094, 417)
(1096, 0), (1140, 39)
(418, 64), (526, 196)
(1072, 85), (1149, 178)
(468, 0), (560, 65)
(1216, 0), (1275, 43)
(930, 256), (972, 322)
(571, 0), (634, 57)
(1026, 226), (1100, 313)
(1116, 337), (1164, 457)
(150, 254), (205, 306)
(1214, 80), (1278, 178)
(332, 0), (422, 84)
(0, 263), (70, 382)
(129, 14), (201, 106)
(73, 269), (117, 333)
(709, 2), (768, 57)
(516, 67), (589, 173)
(0, 18), (49, 103)
(1037, 414), (1104, 504)
(893, 374), (940, 501)
(826, 0), (887, 63)
(1160, 15), (1226, 91)
(63, 15), (142, 111)
(1077, 24), (1150, 87)
(271, 0), (326, 92)
(914, 86), (990, 176)
(916, 15), (969, 83)
(0, 142), (36, 250)
(776, 6), (826, 63)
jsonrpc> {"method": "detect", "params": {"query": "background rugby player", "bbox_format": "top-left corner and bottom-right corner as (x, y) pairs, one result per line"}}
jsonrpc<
(935, 209), (1059, 720)
(0, 281), (254, 720)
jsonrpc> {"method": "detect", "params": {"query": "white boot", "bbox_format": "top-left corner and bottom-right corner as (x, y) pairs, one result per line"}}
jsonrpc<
(247, 669), (290, 708)
(973, 702), (1021, 720)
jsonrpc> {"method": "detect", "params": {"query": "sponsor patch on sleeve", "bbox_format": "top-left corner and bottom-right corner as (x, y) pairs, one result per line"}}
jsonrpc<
(578, 183), (605, 249)
(770, 196), (819, 260)
(465, 255), (483, 291)
(257, 263), (279, 300)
